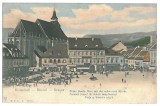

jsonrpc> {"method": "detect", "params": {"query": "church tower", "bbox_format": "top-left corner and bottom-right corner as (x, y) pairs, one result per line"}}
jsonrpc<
(51, 8), (58, 22)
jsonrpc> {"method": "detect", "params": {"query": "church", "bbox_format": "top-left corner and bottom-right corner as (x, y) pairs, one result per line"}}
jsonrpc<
(4, 8), (106, 75)
(7, 8), (67, 67)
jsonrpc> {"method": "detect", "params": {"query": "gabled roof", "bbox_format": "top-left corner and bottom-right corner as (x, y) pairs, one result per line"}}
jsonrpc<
(35, 43), (68, 58)
(36, 19), (67, 39)
(21, 19), (43, 36)
(68, 38), (104, 50)
(12, 19), (43, 37)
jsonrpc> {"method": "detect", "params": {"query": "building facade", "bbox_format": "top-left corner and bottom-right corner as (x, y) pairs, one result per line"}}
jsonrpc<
(7, 9), (67, 67)
(149, 43), (157, 71)
(34, 43), (69, 72)
(105, 49), (124, 71)
(3, 43), (29, 77)
(68, 38), (105, 72)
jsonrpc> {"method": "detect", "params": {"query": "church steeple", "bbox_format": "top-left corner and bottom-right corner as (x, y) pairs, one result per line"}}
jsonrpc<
(51, 8), (58, 22)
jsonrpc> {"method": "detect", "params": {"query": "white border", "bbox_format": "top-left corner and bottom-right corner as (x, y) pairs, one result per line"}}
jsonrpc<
(0, 0), (159, 106)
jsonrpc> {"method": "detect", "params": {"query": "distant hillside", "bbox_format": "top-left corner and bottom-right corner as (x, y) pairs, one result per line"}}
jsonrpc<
(124, 36), (150, 47)
(84, 31), (156, 48)
(2, 28), (14, 43)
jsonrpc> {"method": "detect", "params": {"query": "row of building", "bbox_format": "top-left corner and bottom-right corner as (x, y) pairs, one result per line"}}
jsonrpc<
(2, 8), (157, 77)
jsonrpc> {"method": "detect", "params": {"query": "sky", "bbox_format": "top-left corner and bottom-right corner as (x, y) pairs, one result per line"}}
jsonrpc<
(2, 3), (157, 37)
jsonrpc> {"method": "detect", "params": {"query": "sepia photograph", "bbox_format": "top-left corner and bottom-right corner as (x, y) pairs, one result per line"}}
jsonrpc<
(2, 2), (157, 104)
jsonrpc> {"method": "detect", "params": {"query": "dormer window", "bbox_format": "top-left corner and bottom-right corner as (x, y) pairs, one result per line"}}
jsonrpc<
(95, 45), (98, 47)
(85, 45), (88, 47)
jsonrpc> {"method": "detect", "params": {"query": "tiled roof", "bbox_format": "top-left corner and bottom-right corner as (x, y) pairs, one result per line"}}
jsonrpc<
(11, 19), (67, 40)
(12, 19), (43, 37)
(36, 19), (67, 39)
(68, 38), (104, 50)
(35, 43), (68, 58)
(21, 19), (43, 37)
(122, 49), (134, 57)
(137, 51), (150, 62)
(130, 47), (142, 57)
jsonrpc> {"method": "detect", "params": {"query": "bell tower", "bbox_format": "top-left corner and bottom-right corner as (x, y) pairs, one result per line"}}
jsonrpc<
(51, 8), (58, 22)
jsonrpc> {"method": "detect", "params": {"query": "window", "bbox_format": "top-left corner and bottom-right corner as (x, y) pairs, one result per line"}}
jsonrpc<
(111, 58), (113, 63)
(44, 59), (47, 63)
(58, 59), (61, 63)
(78, 59), (80, 63)
(82, 59), (84, 63)
(69, 59), (72, 63)
(86, 51), (88, 55)
(49, 59), (52, 63)
(78, 52), (80, 56)
(63, 59), (66, 63)
(54, 59), (56, 63)
(97, 59), (99, 63)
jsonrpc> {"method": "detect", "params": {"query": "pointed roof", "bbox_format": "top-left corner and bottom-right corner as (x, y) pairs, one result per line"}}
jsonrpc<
(36, 19), (67, 39)
(51, 8), (58, 21)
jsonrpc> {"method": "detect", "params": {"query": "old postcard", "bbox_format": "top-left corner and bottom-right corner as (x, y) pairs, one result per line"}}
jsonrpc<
(2, 3), (157, 104)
